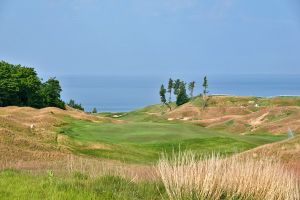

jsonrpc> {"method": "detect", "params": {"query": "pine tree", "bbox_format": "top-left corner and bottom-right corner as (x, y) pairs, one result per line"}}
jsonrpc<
(202, 76), (209, 109)
(202, 76), (208, 96)
(173, 79), (181, 96)
(92, 107), (97, 113)
(167, 78), (173, 103)
(159, 84), (167, 105)
(176, 82), (189, 106)
(188, 81), (195, 98)
(160, 84), (171, 110)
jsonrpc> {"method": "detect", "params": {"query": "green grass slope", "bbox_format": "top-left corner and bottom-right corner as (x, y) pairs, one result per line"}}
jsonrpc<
(58, 112), (285, 163)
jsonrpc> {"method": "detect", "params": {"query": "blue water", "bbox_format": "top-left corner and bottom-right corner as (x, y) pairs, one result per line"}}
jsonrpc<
(58, 74), (300, 112)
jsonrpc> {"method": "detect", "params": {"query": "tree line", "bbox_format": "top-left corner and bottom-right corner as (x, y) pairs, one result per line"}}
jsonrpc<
(0, 61), (66, 109)
(0, 60), (89, 112)
(159, 76), (209, 109)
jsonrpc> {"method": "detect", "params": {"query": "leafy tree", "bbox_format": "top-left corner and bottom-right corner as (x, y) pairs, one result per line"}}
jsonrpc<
(188, 81), (195, 98)
(176, 82), (189, 106)
(15, 66), (43, 107)
(92, 107), (97, 113)
(173, 79), (181, 96)
(0, 62), (20, 106)
(0, 79), (19, 106)
(167, 78), (173, 103)
(67, 99), (84, 111)
(0, 61), (65, 109)
(41, 77), (65, 109)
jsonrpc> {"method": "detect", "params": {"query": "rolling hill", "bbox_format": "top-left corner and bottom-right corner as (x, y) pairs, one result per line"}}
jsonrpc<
(0, 95), (298, 169)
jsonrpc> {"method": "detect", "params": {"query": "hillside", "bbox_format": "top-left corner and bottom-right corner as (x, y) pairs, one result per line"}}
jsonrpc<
(1, 96), (298, 169)
(0, 97), (299, 199)
(240, 135), (300, 175)
(139, 95), (300, 135)
(0, 106), (120, 169)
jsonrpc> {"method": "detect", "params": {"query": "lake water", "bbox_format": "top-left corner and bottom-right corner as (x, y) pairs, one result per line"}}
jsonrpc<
(58, 74), (300, 112)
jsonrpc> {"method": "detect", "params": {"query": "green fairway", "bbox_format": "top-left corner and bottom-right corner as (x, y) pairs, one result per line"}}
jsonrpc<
(58, 112), (285, 163)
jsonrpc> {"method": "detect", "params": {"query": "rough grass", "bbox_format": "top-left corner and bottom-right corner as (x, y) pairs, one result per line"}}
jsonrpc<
(0, 169), (166, 200)
(158, 152), (300, 200)
(191, 95), (300, 107)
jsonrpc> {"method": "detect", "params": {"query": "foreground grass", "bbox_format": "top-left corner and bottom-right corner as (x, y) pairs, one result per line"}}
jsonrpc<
(58, 112), (285, 163)
(0, 169), (166, 200)
(158, 152), (300, 200)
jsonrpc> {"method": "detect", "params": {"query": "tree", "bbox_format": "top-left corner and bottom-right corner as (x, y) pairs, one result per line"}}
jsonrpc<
(188, 81), (195, 98)
(202, 76), (208, 97)
(92, 107), (97, 113)
(159, 84), (167, 105)
(0, 61), (65, 109)
(201, 76), (209, 109)
(173, 79), (181, 96)
(0, 62), (20, 106)
(176, 82), (189, 106)
(159, 84), (171, 110)
(67, 99), (84, 111)
(0, 79), (19, 106)
(41, 77), (65, 109)
(15, 66), (43, 107)
(167, 78), (173, 103)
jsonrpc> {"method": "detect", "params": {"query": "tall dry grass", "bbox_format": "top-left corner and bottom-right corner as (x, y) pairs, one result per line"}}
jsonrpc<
(158, 152), (300, 200)
(0, 155), (156, 181)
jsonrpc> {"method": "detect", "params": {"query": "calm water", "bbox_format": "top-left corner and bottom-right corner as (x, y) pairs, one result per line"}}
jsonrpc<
(58, 74), (300, 112)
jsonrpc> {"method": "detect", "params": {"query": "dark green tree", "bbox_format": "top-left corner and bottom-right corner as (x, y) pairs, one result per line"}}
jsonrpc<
(68, 99), (76, 108)
(188, 81), (195, 98)
(173, 79), (181, 96)
(0, 62), (19, 106)
(201, 76), (209, 109)
(15, 66), (43, 107)
(159, 84), (171, 110)
(67, 99), (84, 111)
(202, 76), (208, 96)
(41, 77), (65, 109)
(159, 84), (167, 105)
(92, 107), (97, 113)
(176, 82), (189, 106)
(167, 78), (173, 103)
(0, 61), (65, 109)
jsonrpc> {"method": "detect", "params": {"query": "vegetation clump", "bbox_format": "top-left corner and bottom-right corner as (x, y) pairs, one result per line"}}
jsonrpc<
(67, 99), (85, 111)
(160, 76), (208, 107)
(0, 61), (65, 109)
(158, 152), (299, 200)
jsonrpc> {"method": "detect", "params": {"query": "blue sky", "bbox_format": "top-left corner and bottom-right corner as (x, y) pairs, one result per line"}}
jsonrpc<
(1, 0), (300, 78)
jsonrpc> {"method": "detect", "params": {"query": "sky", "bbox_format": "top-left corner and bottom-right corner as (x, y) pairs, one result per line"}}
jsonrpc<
(1, 0), (300, 79)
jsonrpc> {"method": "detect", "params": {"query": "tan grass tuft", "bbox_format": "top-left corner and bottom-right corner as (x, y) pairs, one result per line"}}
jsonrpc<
(158, 152), (300, 200)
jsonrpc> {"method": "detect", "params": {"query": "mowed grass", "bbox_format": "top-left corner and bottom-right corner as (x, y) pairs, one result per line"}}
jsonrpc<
(58, 112), (285, 163)
(0, 169), (166, 200)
